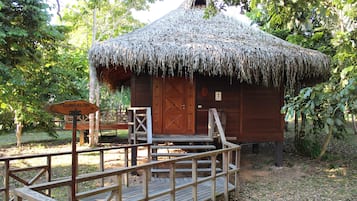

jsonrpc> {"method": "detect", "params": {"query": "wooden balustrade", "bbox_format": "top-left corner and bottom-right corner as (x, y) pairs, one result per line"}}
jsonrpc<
(7, 107), (241, 200)
(13, 146), (240, 201)
(0, 143), (151, 201)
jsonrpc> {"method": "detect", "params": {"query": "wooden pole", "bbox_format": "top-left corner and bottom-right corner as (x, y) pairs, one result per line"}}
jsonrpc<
(70, 110), (80, 201)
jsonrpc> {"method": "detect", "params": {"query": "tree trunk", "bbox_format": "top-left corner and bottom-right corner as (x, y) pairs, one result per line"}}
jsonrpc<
(352, 114), (357, 135)
(95, 83), (100, 145)
(14, 110), (23, 148)
(16, 121), (23, 148)
(89, 7), (98, 147)
(317, 127), (333, 160)
(294, 113), (306, 151)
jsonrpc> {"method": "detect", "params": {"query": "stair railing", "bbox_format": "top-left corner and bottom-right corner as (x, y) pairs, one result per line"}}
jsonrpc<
(208, 108), (238, 148)
(208, 108), (241, 198)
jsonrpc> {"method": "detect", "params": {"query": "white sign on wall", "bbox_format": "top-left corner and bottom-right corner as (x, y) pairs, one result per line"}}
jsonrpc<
(215, 91), (222, 101)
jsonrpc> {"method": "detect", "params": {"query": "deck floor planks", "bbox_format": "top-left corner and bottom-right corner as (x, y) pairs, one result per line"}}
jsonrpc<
(80, 177), (234, 201)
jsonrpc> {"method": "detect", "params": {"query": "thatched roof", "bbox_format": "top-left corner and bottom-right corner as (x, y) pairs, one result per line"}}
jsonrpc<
(89, 1), (330, 89)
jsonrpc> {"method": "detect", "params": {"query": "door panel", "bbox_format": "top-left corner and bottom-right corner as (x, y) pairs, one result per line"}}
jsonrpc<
(152, 77), (195, 134)
(152, 79), (163, 133)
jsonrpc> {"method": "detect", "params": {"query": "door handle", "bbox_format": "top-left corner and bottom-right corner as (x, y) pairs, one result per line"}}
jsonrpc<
(181, 104), (186, 110)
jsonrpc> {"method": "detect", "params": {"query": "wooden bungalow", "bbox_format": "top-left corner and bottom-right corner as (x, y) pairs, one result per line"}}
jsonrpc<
(89, 0), (330, 165)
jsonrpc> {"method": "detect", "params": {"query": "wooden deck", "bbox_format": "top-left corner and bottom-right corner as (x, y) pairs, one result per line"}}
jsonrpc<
(11, 108), (240, 201)
(82, 177), (234, 201)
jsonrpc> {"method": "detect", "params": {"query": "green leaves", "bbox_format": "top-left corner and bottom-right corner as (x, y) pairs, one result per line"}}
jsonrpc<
(248, 0), (356, 158)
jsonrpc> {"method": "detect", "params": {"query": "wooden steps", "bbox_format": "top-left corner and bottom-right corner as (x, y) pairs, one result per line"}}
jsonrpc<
(151, 168), (222, 173)
(152, 135), (213, 143)
(151, 135), (218, 176)
(151, 145), (216, 150)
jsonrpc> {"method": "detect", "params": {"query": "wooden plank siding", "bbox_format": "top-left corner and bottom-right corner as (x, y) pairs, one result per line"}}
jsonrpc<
(195, 76), (240, 137)
(240, 85), (284, 142)
(130, 75), (284, 142)
(131, 75), (152, 107)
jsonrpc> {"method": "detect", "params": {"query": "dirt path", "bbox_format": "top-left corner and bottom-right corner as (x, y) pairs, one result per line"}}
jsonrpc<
(238, 142), (356, 201)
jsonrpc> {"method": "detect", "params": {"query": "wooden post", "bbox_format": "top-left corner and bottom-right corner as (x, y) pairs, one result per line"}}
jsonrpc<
(143, 168), (150, 200)
(223, 151), (229, 201)
(275, 141), (283, 167)
(4, 160), (10, 201)
(169, 163), (176, 201)
(100, 150), (104, 187)
(131, 109), (137, 167)
(234, 148), (240, 198)
(46, 156), (52, 197)
(208, 109), (214, 138)
(116, 174), (122, 201)
(70, 110), (80, 201)
(192, 159), (198, 201)
(124, 148), (129, 187)
(211, 155), (217, 201)
(252, 143), (259, 154)
(146, 108), (152, 144)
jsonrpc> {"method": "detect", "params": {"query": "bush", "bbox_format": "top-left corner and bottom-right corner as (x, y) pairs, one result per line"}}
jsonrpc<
(0, 110), (14, 133)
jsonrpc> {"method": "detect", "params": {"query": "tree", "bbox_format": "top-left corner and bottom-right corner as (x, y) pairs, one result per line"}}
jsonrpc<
(245, 0), (356, 158)
(207, 0), (356, 158)
(0, 0), (88, 146)
(60, 0), (147, 146)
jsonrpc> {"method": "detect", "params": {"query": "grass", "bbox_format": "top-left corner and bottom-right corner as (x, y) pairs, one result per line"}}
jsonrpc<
(0, 129), (128, 147)
(0, 130), (73, 147)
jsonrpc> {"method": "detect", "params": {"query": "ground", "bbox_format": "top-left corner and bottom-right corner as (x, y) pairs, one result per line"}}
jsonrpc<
(0, 130), (356, 200)
(238, 137), (356, 201)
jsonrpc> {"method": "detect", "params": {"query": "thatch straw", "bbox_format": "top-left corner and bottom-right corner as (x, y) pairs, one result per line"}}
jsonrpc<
(89, 3), (330, 89)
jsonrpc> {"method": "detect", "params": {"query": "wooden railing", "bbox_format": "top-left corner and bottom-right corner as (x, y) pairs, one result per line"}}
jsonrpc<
(8, 108), (241, 200)
(209, 108), (241, 196)
(0, 143), (151, 201)
(64, 108), (129, 130)
(13, 146), (240, 201)
(209, 108), (237, 147)
(128, 107), (153, 144)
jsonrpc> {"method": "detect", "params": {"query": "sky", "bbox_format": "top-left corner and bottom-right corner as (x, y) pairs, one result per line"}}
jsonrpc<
(131, 0), (185, 23)
(47, 0), (185, 24)
(47, 0), (251, 25)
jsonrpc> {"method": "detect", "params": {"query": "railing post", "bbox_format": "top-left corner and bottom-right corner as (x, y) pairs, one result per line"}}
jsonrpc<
(169, 163), (176, 201)
(223, 151), (229, 201)
(146, 107), (152, 144)
(211, 155), (217, 201)
(192, 159), (198, 201)
(128, 109), (133, 144)
(47, 156), (52, 197)
(208, 109), (214, 138)
(131, 109), (137, 167)
(234, 148), (240, 198)
(147, 144), (152, 182)
(124, 148), (129, 187)
(116, 174), (122, 201)
(4, 160), (9, 201)
(100, 150), (104, 187)
(143, 168), (150, 200)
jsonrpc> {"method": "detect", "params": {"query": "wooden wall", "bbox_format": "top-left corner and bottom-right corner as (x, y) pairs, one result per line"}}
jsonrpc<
(195, 76), (240, 136)
(130, 75), (152, 107)
(196, 75), (284, 142)
(131, 75), (284, 142)
(240, 85), (284, 142)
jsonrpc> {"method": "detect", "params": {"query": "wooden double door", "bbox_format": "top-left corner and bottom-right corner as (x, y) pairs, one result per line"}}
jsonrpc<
(152, 77), (195, 134)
